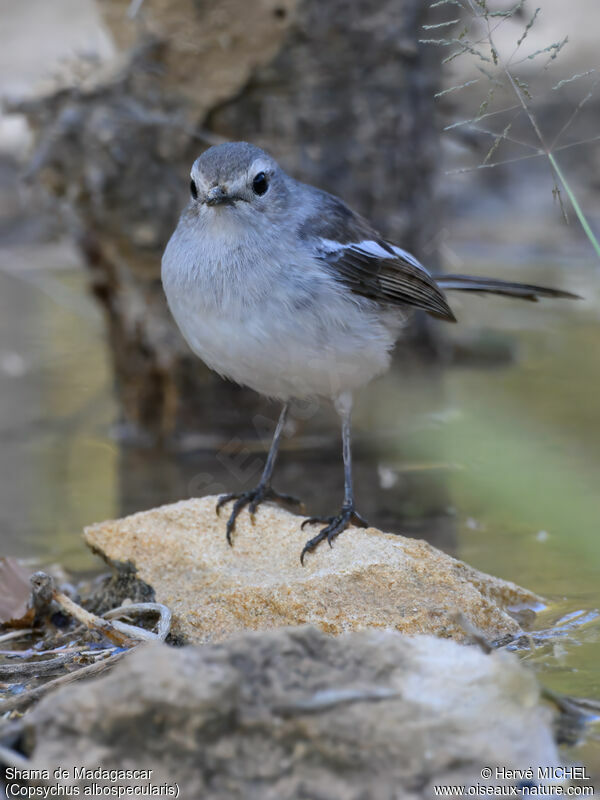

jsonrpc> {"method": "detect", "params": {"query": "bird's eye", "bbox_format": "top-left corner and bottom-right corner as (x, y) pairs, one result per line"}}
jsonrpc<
(252, 172), (268, 196)
(190, 179), (198, 200)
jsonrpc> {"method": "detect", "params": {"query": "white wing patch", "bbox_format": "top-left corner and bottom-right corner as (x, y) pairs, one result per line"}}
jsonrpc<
(390, 245), (431, 275)
(319, 238), (395, 258)
(353, 240), (396, 259)
(318, 238), (431, 275)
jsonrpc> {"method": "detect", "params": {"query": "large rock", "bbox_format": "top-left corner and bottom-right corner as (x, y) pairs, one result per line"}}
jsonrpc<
(21, 627), (561, 799)
(84, 496), (540, 644)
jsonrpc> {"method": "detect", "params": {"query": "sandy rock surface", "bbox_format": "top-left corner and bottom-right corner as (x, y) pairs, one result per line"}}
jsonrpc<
(21, 627), (560, 799)
(84, 496), (540, 643)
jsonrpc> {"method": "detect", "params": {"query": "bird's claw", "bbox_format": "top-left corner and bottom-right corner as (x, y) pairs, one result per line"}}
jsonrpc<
(217, 486), (303, 545)
(300, 506), (369, 564)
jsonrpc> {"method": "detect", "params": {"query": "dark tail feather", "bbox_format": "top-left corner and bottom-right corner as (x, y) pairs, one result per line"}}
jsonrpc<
(433, 274), (580, 302)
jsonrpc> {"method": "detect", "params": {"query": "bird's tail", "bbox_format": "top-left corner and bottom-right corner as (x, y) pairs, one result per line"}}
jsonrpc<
(433, 274), (580, 302)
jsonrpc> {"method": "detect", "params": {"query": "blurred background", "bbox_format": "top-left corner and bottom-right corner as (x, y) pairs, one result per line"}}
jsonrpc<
(0, 0), (599, 766)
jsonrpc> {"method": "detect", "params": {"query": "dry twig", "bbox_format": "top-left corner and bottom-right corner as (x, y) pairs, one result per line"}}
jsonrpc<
(0, 654), (76, 679)
(0, 650), (128, 714)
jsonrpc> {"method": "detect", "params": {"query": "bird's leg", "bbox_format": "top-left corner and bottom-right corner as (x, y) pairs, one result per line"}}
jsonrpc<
(217, 403), (301, 544)
(300, 394), (368, 563)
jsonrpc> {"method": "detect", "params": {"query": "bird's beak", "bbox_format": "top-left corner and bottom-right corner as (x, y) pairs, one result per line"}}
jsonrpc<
(206, 185), (229, 206)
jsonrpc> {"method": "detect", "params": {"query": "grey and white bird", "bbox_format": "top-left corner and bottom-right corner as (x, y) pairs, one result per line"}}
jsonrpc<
(161, 141), (577, 562)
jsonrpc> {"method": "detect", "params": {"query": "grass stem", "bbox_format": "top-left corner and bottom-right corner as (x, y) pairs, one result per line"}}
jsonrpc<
(547, 152), (600, 261)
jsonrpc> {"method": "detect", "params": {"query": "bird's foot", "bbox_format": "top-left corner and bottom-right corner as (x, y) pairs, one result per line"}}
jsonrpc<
(300, 505), (369, 564)
(217, 485), (303, 545)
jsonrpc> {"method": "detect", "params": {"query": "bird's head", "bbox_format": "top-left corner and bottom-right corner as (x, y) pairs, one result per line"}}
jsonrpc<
(188, 142), (290, 223)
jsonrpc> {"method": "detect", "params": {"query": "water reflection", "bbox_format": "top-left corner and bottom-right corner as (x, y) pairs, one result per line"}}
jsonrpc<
(0, 259), (116, 568)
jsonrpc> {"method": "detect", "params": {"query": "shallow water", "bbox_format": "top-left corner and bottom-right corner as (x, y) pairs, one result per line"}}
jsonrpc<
(0, 245), (599, 773)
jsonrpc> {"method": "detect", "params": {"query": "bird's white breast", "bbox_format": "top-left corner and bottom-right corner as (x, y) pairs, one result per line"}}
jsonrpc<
(161, 211), (401, 401)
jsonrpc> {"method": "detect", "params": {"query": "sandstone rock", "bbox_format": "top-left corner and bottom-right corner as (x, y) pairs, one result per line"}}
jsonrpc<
(21, 627), (561, 799)
(84, 496), (541, 644)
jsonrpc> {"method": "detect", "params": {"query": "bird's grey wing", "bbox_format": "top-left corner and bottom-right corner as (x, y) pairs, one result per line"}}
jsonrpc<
(298, 191), (455, 322)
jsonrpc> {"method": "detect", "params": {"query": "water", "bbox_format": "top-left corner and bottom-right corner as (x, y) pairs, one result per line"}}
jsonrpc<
(0, 242), (599, 773)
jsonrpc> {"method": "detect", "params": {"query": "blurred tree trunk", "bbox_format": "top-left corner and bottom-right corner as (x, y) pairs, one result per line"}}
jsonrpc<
(22, 0), (443, 442)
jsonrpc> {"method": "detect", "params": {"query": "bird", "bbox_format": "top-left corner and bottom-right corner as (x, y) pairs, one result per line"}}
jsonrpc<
(161, 141), (578, 563)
